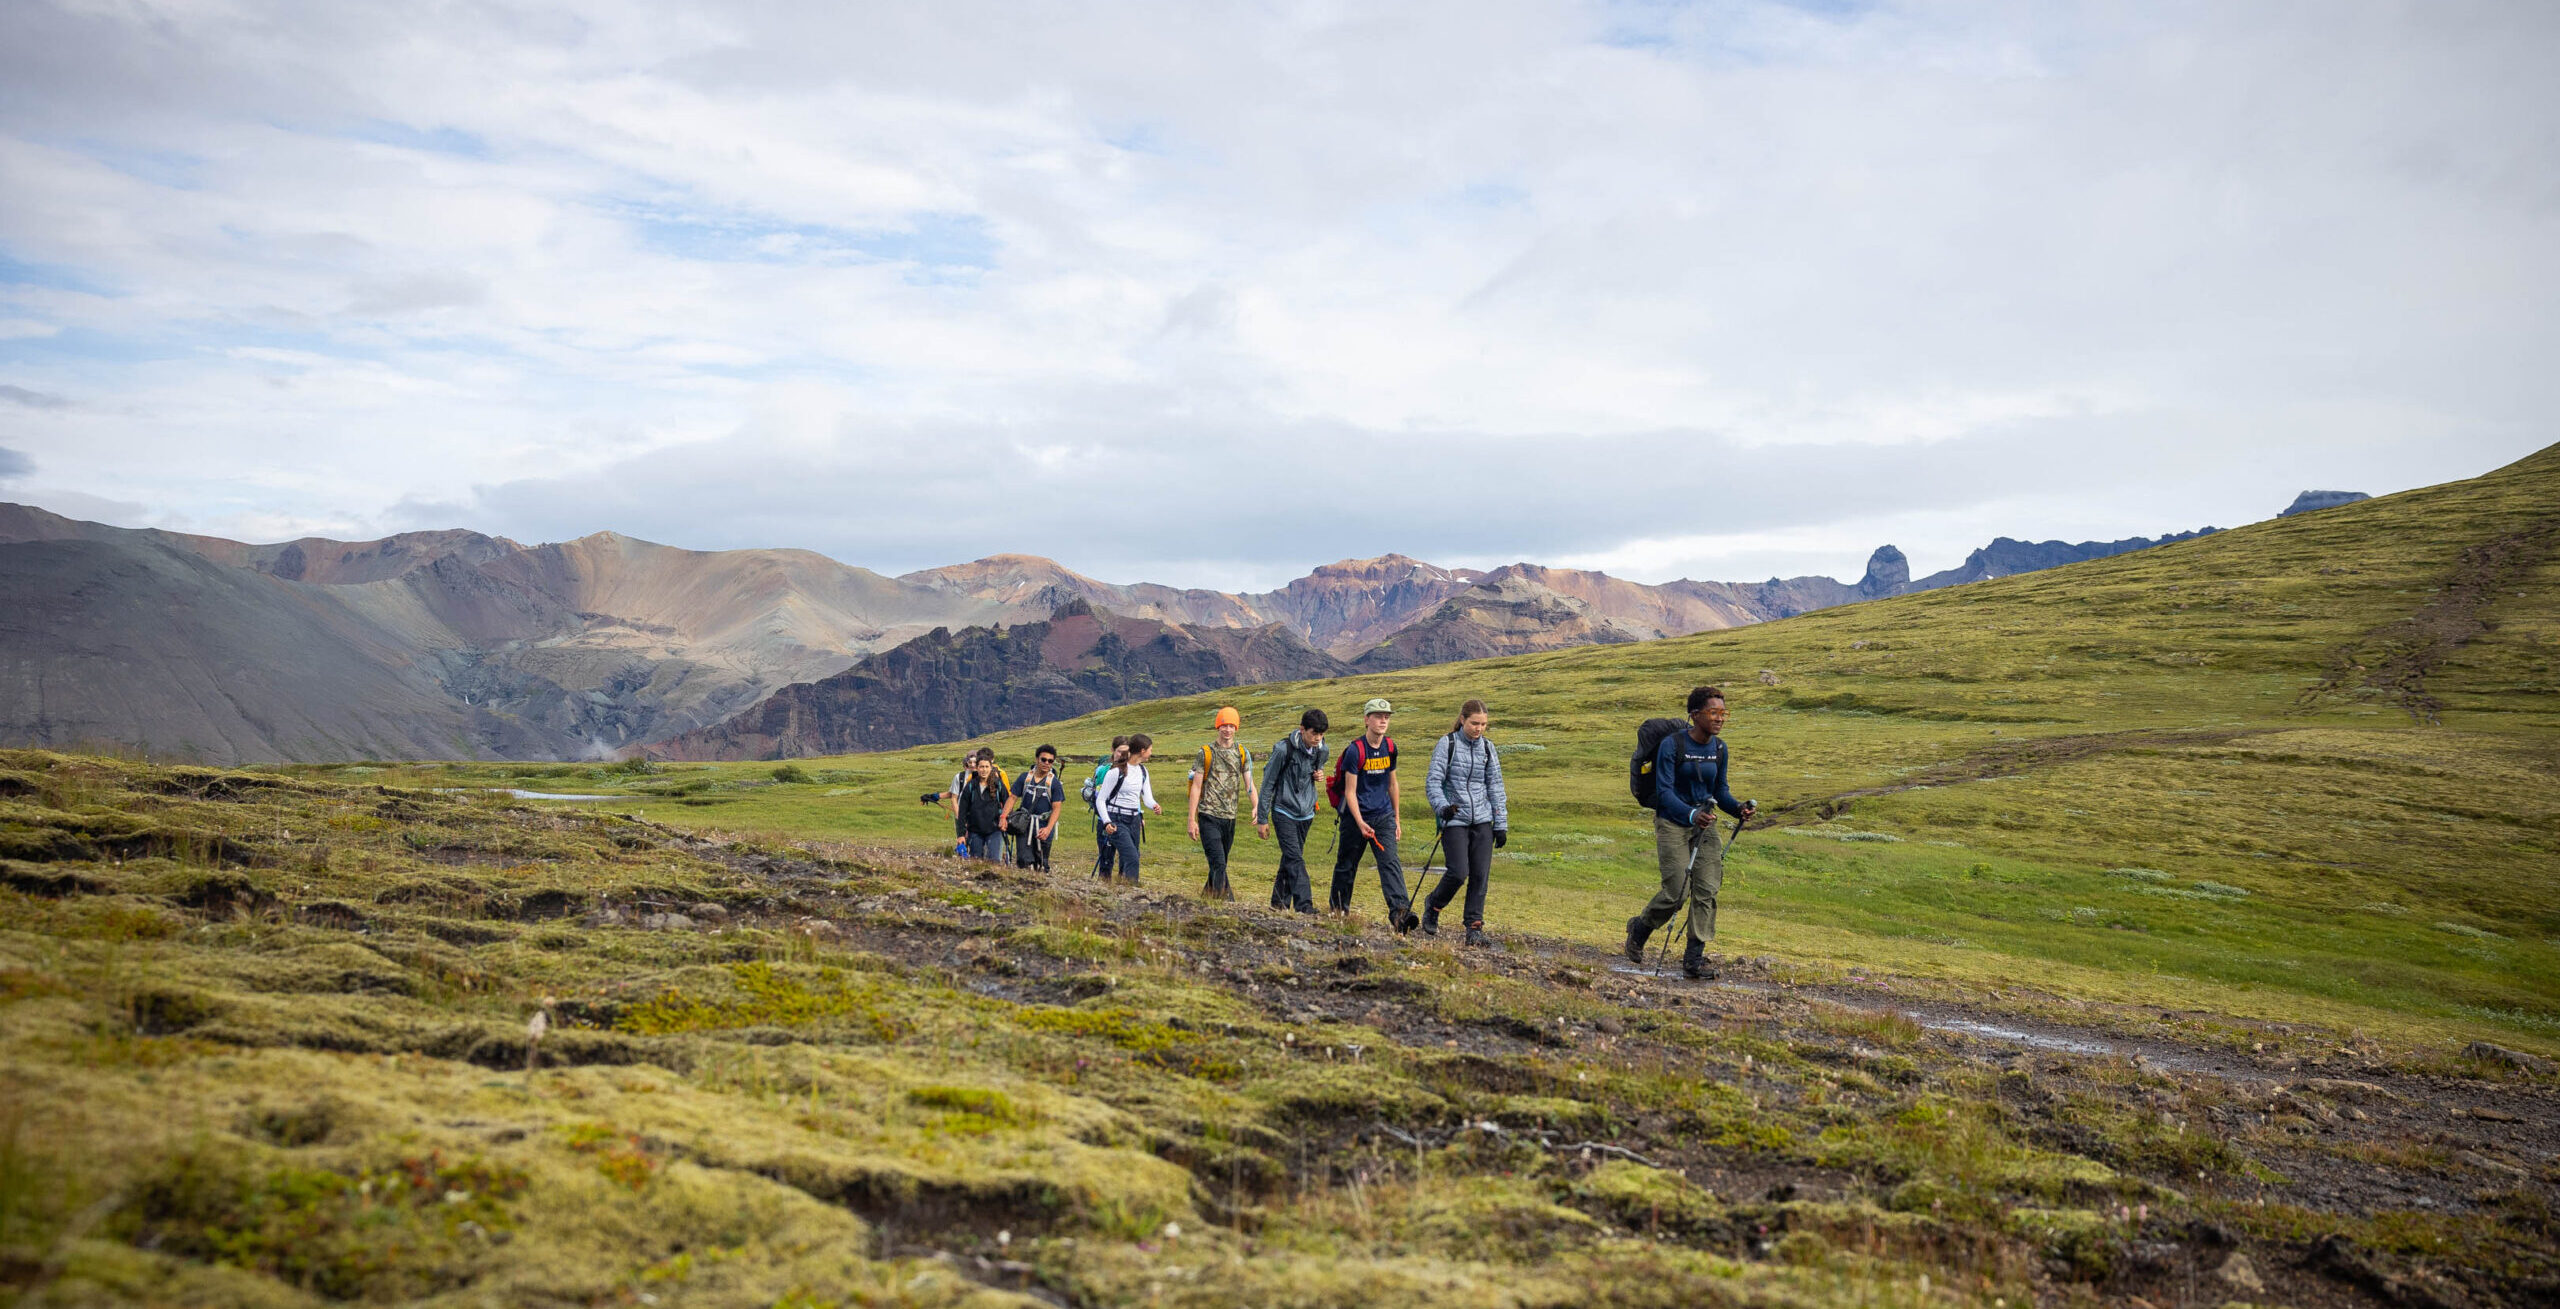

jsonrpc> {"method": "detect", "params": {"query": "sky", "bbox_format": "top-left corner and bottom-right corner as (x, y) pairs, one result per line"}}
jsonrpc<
(1, 0), (2554, 591)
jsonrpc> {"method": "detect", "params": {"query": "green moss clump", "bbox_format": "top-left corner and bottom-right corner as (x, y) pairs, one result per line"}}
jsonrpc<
(617, 963), (907, 1040)
(119, 1146), (528, 1300)
(1572, 1159), (1724, 1233)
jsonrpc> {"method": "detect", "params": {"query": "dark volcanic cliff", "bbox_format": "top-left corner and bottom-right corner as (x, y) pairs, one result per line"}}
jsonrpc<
(648, 600), (1352, 759)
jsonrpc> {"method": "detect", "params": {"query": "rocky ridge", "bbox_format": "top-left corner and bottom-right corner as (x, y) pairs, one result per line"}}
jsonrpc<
(649, 599), (1351, 760)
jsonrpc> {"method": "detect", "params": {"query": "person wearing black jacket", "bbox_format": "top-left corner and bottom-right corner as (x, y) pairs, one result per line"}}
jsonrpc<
(953, 750), (1010, 860)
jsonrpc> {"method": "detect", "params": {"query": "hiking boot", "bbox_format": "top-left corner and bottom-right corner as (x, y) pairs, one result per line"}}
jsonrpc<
(1420, 906), (1440, 936)
(1682, 940), (1717, 981)
(1623, 916), (1652, 965)
(1464, 927), (1491, 948)
(1394, 910), (1421, 935)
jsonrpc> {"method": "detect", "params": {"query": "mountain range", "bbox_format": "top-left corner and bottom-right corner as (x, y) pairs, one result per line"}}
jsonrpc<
(0, 499), (2255, 763)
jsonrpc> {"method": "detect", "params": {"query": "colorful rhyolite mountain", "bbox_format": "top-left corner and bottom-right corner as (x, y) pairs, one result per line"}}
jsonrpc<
(0, 501), (2222, 762)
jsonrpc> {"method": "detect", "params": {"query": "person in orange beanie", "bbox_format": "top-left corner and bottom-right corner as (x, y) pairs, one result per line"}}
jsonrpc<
(1186, 705), (1258, 899)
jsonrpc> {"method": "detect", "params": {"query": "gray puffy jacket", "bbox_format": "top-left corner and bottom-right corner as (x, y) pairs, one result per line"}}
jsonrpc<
(1425, 730), (1508, 829)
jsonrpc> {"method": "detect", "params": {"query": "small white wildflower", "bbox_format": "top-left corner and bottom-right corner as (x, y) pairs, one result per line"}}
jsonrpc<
(1162, 1221), (1182, 1239)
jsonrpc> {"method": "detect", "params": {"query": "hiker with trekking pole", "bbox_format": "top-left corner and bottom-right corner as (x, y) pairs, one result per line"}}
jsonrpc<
(1005, 744), (1064, 871)
(1186, 707), (1259, 901)
(1327, 698), (1421, 933)
(1624, 686), (1757, 980)
(1092, 733), (1160, 884)
(1256, 709), (1331, 914)
(1420, 698), (1508, 947)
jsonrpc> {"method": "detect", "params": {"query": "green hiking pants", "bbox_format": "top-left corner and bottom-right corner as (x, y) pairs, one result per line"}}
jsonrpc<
(1637, 813), (1723, 945)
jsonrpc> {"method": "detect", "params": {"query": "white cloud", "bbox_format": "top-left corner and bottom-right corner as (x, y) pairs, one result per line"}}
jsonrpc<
(0, 0), (2552, 581)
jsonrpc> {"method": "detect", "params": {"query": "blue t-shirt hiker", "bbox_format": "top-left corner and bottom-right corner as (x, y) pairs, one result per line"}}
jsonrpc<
(1327, 697), (1419, 932)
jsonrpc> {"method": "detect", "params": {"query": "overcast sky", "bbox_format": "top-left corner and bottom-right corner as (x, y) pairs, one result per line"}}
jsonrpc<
(1, 1), (2553, 589)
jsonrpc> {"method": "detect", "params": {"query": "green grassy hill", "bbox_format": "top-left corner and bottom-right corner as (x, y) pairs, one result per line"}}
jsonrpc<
(3, 445), (2556, 1307)
(389, 442), (2559, 1048)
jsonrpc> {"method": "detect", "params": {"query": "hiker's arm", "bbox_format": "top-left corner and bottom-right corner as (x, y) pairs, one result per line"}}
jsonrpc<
(1349, 759), (1375, 838)
(1186, 769), (1203, 840)
(1713, 746), (1747, 820)
(1388, 771), (1402, 837)
(1254, 749), (1281, 827)
(1489, 744), (1509, 831)
(1243, 754), (1260, 836)
(1425, 738), (1450, 819)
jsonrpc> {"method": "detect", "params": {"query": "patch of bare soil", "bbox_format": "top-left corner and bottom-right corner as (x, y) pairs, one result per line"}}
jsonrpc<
(2304, 517), (2560, 723)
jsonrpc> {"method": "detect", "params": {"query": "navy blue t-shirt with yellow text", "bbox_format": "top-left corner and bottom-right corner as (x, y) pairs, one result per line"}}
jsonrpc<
(1343, 735), (1397, 819)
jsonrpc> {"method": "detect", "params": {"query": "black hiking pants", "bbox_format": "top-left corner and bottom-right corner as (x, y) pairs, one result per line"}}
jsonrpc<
(1269, 815), (1315, 912)
(1423, 821), (1494, 928)
(1199, 815), (1235, 895)
(1329, 810), (1410, 918)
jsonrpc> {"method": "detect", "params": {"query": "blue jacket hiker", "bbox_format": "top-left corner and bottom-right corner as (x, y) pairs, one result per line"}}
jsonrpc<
(1255, 709), (1331, 914)
(1626, 686), (1756, 980)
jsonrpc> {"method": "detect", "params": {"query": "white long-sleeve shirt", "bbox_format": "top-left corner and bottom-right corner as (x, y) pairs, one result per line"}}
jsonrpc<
(1093, 762), (1156, 819)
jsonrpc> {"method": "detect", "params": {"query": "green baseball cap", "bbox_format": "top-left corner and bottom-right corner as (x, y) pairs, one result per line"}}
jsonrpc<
(1362, 698), (1393, 715)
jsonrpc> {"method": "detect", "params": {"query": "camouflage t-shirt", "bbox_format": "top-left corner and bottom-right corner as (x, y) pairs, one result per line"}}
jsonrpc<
(1192, 740), (1251, 820)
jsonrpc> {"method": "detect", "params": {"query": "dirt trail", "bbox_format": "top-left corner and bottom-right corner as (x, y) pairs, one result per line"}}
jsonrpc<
(1764, 728), (2267, 822)
(2304, 517), (2560, 723)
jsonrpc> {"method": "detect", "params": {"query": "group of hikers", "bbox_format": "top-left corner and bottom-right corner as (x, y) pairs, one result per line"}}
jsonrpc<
(922, 684), (1756, 979)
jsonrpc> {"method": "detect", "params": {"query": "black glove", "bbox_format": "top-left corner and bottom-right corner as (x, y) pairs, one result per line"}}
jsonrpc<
(1493, 829), (1507, 849)
(1436, 804), (1458, 823)
(919, 792), (941, 805)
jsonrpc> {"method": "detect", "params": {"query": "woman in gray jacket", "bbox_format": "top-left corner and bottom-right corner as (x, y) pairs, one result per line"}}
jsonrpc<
(1420, 698), (1508, 945)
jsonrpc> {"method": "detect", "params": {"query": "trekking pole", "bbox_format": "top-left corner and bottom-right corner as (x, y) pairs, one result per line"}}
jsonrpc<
(1415, 825), (1448, 916)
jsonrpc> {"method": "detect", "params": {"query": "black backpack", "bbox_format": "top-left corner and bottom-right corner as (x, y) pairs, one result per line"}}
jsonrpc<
(1628, 718), (1687, 809)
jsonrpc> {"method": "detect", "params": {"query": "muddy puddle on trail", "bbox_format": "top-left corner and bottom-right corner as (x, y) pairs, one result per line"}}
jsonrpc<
(1606, 964), (2208, 1070)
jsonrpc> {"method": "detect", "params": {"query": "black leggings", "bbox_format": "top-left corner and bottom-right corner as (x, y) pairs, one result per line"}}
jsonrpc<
(1424, 822), (1494, 927)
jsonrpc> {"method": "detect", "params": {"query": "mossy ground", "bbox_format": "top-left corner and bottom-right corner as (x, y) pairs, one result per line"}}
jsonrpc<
(1, 754), (2555, 1306)
(360, 443), (2559, 1052)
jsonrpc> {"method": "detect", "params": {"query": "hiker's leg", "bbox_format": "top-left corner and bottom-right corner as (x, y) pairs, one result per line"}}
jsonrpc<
(1637, 815), (1694, 932)
(1374, 825), (1410, 917)
(1118, 816), (1144, 883)
(1456, 823), (1493, 928)
(1687, 824), (1724, 944)
(1271, 817), (1299, 907)
(1424, 824), (1469, 915)
(1276, 816), (1315, 912)
(1328, 812), (1364, 911)
(1422, 835), (1457, 914)
(1201, 815), (1233, 893)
